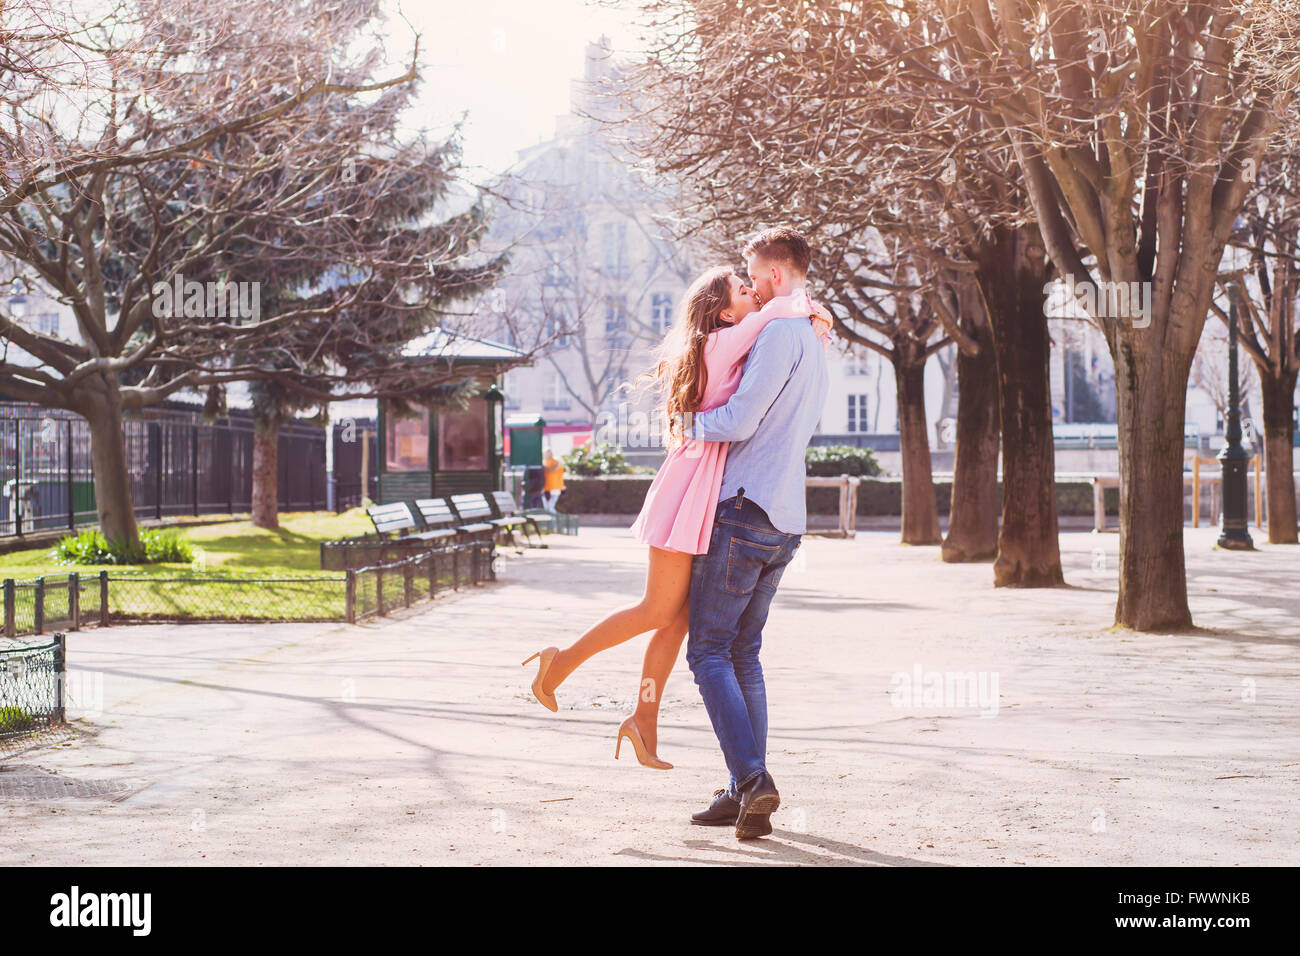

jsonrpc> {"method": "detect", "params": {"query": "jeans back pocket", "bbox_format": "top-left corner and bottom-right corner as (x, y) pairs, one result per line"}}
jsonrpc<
(724, 536), (782, 596)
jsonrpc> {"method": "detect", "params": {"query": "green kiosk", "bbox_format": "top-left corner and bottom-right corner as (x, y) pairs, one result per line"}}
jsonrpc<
(507, 414), (545, 468)
(375, 331), (529, 504)
(507, 414), (546, 510)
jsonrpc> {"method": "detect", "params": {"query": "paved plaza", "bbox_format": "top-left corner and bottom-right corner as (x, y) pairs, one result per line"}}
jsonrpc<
(2, 526), (1297, 866)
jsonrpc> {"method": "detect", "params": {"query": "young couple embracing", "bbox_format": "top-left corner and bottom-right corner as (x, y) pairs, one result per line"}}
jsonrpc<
(522, 226), (831, 840)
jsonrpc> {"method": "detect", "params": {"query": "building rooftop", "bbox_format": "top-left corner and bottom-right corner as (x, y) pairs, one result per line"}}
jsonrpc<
(401, 328), (530, 364)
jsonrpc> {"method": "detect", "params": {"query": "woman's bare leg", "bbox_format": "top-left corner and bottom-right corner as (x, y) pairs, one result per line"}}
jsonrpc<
(631, 600), (690, 756)
(541, 546), (692, 694)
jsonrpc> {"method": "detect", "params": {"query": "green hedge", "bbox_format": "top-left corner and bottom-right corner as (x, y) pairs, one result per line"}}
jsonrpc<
(557, 476), (653, 514)
(557, 475), (1118, 517)
(805, 445), (883, 477)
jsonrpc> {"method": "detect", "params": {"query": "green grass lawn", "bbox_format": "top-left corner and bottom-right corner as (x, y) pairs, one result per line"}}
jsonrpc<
(0, 511), (379, 627)
(0, 509), (374, 581)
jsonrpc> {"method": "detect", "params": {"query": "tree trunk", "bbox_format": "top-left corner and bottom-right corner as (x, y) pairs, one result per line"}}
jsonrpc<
(1260, 368), (1299, 544)
(942, 313), (1000, 562)
(894, 350), (941, 545)
(1111, 338), (1194, 630)
(251, 415), (281, 530)
(80, 376), (141, 548)
(976, 230), (1063, 587)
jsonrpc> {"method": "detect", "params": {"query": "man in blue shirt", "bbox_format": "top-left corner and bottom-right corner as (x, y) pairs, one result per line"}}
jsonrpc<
(683, 226), (829, 839)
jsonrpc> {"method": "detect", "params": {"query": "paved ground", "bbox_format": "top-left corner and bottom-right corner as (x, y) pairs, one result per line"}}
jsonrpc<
(2, 525), (1297, 866)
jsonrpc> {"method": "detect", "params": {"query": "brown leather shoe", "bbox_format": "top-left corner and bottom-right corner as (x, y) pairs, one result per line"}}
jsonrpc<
(691, 788), (740, 826)
(735, 772), (780, 840)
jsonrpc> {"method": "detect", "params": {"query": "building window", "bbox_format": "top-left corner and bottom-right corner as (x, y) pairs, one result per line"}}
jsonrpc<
(602, 222), (628, 278)
(36, 312), (59, 334)
(846, 350), (870, 376)
(847, 394), (868, 433)
(543, 262), (568, 287)
(385, 406), (429, 471)
(543, 376), (571, 411)
(651, 293), (673, 333)
(605, 295), (628, 345)
(544, 309), (571, 349)
(437, 397), (490, 471)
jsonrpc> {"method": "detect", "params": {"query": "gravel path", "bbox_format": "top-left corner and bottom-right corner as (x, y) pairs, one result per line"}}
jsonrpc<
(2, 526), (1296, 866)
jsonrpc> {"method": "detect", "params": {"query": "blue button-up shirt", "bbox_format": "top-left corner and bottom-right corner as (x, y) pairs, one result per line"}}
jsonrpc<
(686, 315), (829, 534)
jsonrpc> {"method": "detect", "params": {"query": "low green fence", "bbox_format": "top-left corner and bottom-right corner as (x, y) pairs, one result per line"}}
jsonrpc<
(320, 533), (459, 572)
(321, 513), (569, 570)
(349, 542), (494, 622)
(1, 541), (494, 636)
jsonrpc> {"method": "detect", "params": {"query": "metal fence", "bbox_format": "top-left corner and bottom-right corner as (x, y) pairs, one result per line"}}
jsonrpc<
(1, 541), (493, 636)
(349, 544), (493, 621)
(0, 404), (327, 537)
(0, 632), (64, 739)
(319, 527), (504, 570)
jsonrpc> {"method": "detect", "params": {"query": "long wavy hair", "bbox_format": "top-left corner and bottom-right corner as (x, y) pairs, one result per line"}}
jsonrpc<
(638, 266), (736, 449)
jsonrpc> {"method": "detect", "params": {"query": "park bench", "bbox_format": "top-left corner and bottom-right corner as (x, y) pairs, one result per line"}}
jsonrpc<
(489, 490), (551, 549)
(449, 492), (528, 552)
(446, 494), (501, 547)
(412, 498), (479, 544)
(365, 501), (457, 548)
(365, 501), (422, 538)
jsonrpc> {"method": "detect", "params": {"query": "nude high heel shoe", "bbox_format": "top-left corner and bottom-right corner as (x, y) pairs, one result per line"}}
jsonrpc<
(614, 715), (672, 770)
(521, 647), (560, 712)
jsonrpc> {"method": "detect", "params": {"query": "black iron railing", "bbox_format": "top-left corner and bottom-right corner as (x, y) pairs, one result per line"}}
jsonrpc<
(0, 405), (327, 537)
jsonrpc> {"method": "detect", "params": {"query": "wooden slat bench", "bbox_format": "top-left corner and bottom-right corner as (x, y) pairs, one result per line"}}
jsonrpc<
(446, 494), (500, 546)
(366, 501), (420, 537)
(412, 498), (475, 544)
(490, 490), (550, 548)
(366, 500), (458, 547)
(451, 492), (523, 552)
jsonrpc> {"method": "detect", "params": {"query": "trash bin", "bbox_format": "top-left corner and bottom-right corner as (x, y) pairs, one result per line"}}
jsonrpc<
(523, 465), (546, 511)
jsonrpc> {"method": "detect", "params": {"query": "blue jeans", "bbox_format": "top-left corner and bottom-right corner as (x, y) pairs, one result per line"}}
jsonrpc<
(687, 494), (801, 794)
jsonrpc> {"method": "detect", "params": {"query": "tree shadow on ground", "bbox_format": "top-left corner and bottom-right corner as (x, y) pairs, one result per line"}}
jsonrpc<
(614, 829), (946, 866)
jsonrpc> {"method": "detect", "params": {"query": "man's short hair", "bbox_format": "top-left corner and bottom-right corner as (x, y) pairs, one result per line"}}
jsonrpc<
(743, 226), (812, 276)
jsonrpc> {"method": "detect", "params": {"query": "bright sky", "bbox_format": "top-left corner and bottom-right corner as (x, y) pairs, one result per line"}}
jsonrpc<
(385, 0), (640, 179)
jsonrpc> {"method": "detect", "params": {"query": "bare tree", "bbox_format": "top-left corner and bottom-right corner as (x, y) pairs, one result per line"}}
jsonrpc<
(941, 276), (1001, 563)
(614, 0), (976, 545)
(821, 240), (952, 544)
(1191, 319), (1261, 422)
(617, 1), (1072, 576)
(1214, 152), (1300, 541)
(935, 0), (1299, 628)
(0, 0), (522, 545)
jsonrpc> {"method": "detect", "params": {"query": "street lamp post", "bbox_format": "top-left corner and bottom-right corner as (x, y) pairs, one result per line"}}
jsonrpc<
(1217, 283), (1255, 550)
(485, 383), (506, 490)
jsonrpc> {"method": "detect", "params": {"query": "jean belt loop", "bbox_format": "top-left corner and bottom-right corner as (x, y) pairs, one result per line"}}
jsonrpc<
(735, 487), (745, 510)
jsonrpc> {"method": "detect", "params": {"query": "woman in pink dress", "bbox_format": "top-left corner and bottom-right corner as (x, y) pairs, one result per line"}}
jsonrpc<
(522, 266), (831, 768)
